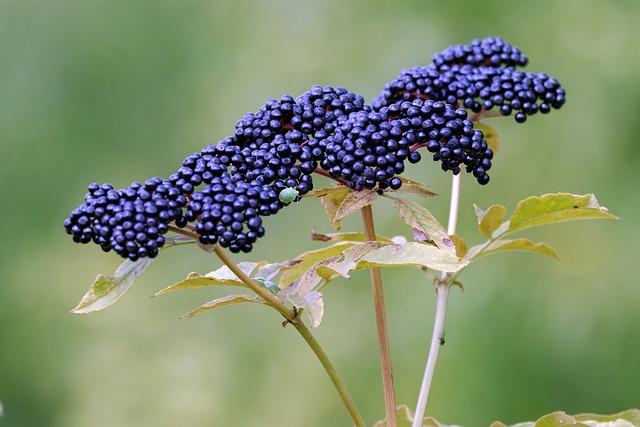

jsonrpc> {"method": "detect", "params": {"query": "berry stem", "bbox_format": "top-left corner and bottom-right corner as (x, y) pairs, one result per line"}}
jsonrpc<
(169, 228), (365, 426)
(361, 204), (398, 427)
(412, 173), (460, 427)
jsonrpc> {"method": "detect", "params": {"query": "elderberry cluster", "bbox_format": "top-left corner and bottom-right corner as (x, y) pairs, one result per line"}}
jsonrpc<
(64, 37), (566, 259)
(319, 99), (492, 188)
(373, 37), (565, 123)
(63, 179), (187, 260)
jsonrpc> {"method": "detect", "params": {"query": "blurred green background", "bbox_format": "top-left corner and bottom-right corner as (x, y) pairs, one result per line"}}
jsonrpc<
(1, 1), (638, 426)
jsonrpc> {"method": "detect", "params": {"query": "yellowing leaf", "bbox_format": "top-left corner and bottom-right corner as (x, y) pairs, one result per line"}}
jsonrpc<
(303, 185), (352, 230)
(72, 257), (153, 314)
(278, 242), (356, 288)
(391, 176), (438, 198)
(358, 242), (468, 273)
(334, 188), (379, 222)
(450, 234), (468, 258)
(474, 204), (507, 237)
(476, 239), (561, 260)
(180, 294), (265, 318)
(508, 193), (617, 234)
(394, 199), (455, 253)
(476, 122), (500, 153)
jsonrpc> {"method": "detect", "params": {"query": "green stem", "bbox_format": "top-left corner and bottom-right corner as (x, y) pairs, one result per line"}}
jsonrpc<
(168, 226), (365, 426)
(191, 235), (364, 426)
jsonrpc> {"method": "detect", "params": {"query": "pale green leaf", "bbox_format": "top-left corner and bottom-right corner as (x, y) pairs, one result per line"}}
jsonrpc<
(334, 188), (379, 221)
(475, 239), (561, 261)
(285, 290), (324, 328)
(316, 241), (390, 281)
(72, 257), (153, 314)
(508, 193), (618, 234)
(393, 199), (455, 253)
(474, 204), (508, 237)
(71, 236), (191, 314)
(372, 404), (448, 427)
(390, 176), (437, 198)
(180, 294), (265, 318)
(297, 255), (342, 295)
(358, 242), (468, 273)
(278, 242), (356, 288)
(311, 231), (392, 243)
(476, 122), (500, 153)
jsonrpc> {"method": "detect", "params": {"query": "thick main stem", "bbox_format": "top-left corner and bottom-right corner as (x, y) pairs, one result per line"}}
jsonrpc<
(361, 204), (398, 427)
(412, 173), (461, 427)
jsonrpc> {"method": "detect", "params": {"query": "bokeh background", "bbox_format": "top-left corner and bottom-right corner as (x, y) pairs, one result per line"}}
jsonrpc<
(1, 1), (639, 426)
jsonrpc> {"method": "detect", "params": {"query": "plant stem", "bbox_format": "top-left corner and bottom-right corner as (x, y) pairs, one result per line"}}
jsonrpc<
(212, 244), (366, 427)
(412, 173), (461, 427)
(361, 204), (398, 427)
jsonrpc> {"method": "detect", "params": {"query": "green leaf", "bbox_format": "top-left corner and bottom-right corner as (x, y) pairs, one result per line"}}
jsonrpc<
(180, 294), (266, 319)
(311, 231), (392, 243)
(372, 404), (446, 427)
(393, 198), (455, 253)
(334, 188), (379, 221)
(534, 412), (587, 427)
(390, 176), (437, 198)
(474, 204), (508, 237)
(476, 122), (500, 153)
(358, 242), (468, 273)
(153, 262), (264, 296)
(508, 193), (617, 234)
(278, 242), (356, 288)
(474, 239), (561, 261)
(71, 236), (193, 314)
(71, 257), (153, 314)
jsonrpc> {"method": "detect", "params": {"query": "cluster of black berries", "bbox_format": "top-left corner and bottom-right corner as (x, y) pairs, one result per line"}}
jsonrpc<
(432, 36), (528, 69)
(373, 37), (565, 123)
(319, 99), (492, 188)
(64, 179), (187, 260)
(64, 37), (565, 258)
